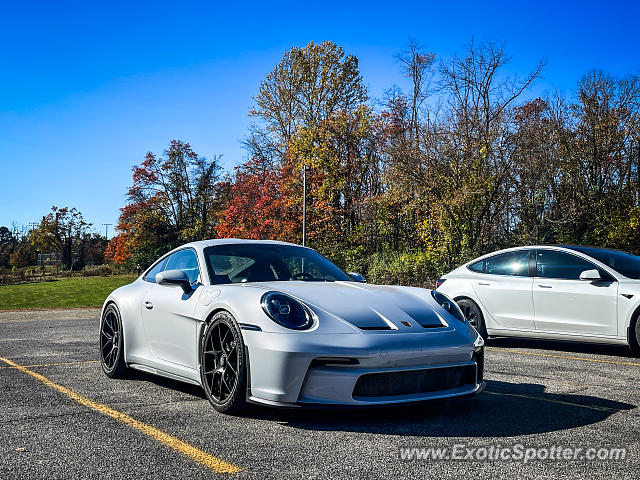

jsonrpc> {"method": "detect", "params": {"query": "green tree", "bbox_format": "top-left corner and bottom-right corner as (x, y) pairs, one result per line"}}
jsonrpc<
(31, 207), (90, 270)
(247, 40), (368, 165)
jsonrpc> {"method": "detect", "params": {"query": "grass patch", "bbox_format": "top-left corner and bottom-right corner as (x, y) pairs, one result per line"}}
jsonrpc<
(0, 275), (137, 310)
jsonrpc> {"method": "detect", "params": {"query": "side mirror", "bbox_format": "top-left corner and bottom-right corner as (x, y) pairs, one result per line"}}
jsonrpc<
(579, 269), (601, 281)
(348, 272), (366, 283)
(156, 269), (193, 294)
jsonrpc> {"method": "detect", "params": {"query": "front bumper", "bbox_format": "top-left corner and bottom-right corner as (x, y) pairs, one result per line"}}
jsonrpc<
(243, 329), (484, 407)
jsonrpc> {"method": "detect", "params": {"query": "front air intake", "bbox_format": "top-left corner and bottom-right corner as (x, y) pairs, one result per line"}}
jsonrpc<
(352, 365), (474, 397)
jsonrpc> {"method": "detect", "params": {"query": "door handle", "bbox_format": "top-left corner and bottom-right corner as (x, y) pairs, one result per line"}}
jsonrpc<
(478, 282), (491, 286)
(144, 301), (153, 310)
(537, 284), (552, 289)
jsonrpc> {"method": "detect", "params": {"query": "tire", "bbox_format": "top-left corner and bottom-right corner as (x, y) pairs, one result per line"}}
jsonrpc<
(100, 303), (128, 378)
(456, 298), (488, 340)
(200, 311), (246, 414)
(630, 317), (640, 357)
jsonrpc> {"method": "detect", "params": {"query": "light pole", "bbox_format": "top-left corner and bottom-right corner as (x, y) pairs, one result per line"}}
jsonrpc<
(302, 165), (306, 247)
(102, 223), (112, 240)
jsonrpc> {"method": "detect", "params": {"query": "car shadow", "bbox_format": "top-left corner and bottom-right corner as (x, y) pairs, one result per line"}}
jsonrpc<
(239, 379), (635, 437)
(128, 370), (207, 399)
(486, 336), (637, 358)
(124, 371), (635, 437)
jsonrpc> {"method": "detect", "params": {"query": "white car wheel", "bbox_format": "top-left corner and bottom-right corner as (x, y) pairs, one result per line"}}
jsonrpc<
(456, 298), (488, 339)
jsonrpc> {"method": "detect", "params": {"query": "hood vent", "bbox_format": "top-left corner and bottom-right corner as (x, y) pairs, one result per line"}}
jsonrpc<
(401, 307), (445, 328)
(420, 323), (445, 328)
(351, 310), (398, 331)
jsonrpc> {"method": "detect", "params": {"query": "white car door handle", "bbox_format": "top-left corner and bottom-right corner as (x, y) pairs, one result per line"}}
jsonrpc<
(478, 282), (491, 286)
(537, 284), (552, 289)
(144, 301), (153, 310)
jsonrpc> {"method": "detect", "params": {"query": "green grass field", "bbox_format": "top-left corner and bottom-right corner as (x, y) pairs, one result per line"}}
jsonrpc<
(0, 275), (137, 310)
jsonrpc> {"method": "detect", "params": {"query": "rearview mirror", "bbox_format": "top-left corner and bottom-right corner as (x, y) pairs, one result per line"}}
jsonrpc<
(156, 269), (193, 294)
(348, 272), (366, 283)
(579, 269), (601, 281)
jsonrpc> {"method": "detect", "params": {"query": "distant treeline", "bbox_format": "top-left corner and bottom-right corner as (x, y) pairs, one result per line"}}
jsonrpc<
(98, 39), (640, 285)
(0, 208), (106, 271)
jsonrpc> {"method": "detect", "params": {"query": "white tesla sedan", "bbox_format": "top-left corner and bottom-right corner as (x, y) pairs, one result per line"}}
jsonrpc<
(436, 245), (640, 354)
(100, 239), (484, 413)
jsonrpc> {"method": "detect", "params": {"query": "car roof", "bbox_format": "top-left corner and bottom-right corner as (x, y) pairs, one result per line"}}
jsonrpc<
(457, 244), (637, 279)
(472, 244), (630, 258)
(183, 238), (304, 250)
(558, 244), (634, 256)
(462, 245), (605, 265)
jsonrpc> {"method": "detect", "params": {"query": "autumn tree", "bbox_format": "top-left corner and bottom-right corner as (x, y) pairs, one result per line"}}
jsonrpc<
(248, 40), (368, 164)
(114, 39), (640, 287)
(224, 41), (373, 250)
(567, 71), (640, 248)
(288, 106), (383, 249)
(216, 158), (299, 241)
(0, 226), (17, 268)
(107, 140), (223, 268)
(383, 40), (544, 265)
(31, 206), (91, 269)
(395, 39), (435, 138)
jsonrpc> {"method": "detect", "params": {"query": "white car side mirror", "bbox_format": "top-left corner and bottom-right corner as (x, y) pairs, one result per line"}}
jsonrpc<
(579, 269), (601, 281)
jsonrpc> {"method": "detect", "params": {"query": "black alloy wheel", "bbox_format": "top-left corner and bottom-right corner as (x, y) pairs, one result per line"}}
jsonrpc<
(100, 304), (127, 378)
(201, 311), (246, 413)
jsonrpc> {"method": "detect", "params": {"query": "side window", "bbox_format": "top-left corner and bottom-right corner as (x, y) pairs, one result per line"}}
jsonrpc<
(536, 250), (596, 280)
(468, 260), (485, 273)
(144, 257), (168, 283)
(165, 249), (200, 284)
(485, 251), (530, 277)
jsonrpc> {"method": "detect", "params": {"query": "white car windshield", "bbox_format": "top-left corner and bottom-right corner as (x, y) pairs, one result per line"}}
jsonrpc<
(203, 244), (351, 284)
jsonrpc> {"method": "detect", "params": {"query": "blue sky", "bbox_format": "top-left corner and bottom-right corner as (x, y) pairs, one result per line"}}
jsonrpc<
(1, 0), (638, 235)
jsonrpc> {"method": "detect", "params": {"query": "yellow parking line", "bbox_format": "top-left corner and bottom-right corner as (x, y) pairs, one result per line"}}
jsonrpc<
(486, 347), (640, 366)
(484, 391), (617, 412)
(0, 360), (100, 370)
(0, 355), (240, 474)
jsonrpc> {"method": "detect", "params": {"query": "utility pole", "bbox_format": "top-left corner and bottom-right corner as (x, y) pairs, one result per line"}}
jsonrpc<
(102, 223), (112, 240)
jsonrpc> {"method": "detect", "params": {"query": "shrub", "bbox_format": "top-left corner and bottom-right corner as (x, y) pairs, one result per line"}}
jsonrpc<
(328, 248), (448, 289)
(363, 251), (441, 288)
(81, 264), (113, 277)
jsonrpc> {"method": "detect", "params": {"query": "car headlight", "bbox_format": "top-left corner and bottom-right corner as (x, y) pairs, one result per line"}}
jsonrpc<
(261, 292), (313, 330)
(431, 290), (466, 324)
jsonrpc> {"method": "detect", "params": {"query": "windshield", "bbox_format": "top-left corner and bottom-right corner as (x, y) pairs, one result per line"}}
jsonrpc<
(203, 243), (351, 284)
(564, 246), (640, 279)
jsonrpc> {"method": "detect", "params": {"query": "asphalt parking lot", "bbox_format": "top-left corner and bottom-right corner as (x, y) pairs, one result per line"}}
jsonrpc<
(1, 309), (639, 479)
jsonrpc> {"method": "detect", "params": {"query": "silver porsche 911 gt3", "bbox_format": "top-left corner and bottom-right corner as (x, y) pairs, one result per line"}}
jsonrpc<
(100, 239), (485, 413)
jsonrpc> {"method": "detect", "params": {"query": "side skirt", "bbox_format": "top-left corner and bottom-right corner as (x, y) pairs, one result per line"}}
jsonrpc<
(128, 363), (202, 386)
(487, 328), (628, 346)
